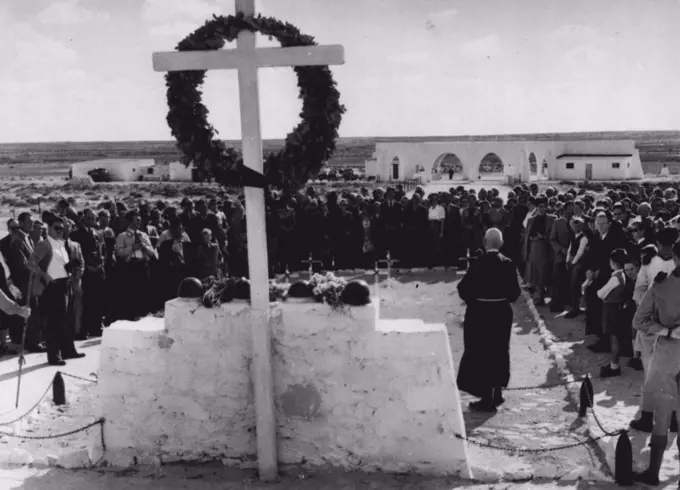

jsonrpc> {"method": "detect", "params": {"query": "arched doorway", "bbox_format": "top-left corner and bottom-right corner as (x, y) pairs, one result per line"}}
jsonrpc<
(432, 153), (465, 181)
(391, 156), (400, 180)
(478, 153), (504, 180)
(529, 152), (538, 177)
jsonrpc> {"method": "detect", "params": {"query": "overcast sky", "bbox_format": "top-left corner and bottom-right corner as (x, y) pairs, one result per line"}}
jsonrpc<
(1, 0), (678, 143)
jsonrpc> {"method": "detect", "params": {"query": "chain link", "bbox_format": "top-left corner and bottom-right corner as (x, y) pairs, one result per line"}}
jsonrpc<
(0, 417), (105, 441)
(93, 418), (107, 465)
(0, 370), (97, 427)
(503, 378), (582, 391)
(454, 376), (627, 454)
(61, 372), (98, 383)
(583, 377), (624, 437)
(0, 380), (54, 427)
(454, 429), (610, 453)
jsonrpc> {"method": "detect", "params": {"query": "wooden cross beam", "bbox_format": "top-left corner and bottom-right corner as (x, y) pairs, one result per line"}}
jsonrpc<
(152, 0), (344, 482)
(301, 253), (323, 281)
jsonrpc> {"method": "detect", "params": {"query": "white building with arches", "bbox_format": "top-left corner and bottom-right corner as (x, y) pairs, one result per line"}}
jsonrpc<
(368, 139), (643, 183)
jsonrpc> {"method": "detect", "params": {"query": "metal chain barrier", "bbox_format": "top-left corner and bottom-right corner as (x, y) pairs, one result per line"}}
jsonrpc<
(61, 372), (98, 383)
(503, 377), (583, 391)
(584, 378), (625, 438)
(0, 417), (104, 441)
(453, 429), (610, 453)
(453, 399), (626, 454)
(0, 379), (54, 427)
(0, 370), (108, 464)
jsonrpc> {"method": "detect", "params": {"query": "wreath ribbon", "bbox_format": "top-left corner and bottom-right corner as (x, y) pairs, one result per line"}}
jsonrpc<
(240, 166), (266, 189)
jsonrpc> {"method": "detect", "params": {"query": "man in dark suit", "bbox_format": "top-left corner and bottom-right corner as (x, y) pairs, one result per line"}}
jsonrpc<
(444, 195), (464, 266)
(70, 209), (106, 338)
(549, 203), (574, 312)
(457, 228), (522, 412)
(522, 198), (555, 305)
(584, 210), (629, 352)
(378, 187), (402, 261)
(0, 219), (19, 264)
(63, 219), (85, 341)
(8, 212), (45, 352)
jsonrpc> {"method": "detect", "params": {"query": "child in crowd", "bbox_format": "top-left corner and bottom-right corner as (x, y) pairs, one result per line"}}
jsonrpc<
(620, 258), (639, 361)
(598, 248), (633, 377)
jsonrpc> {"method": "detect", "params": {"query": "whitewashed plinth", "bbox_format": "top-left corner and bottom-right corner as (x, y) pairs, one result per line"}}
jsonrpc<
(93, 297), (470, 477)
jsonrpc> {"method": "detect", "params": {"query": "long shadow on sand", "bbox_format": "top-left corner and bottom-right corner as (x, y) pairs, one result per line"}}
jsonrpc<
(536, 304), (640, 413)
(534, 302), (669, 476)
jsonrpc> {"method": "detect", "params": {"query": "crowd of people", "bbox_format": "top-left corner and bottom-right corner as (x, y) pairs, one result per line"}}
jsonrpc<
(0, 180), (677, 380)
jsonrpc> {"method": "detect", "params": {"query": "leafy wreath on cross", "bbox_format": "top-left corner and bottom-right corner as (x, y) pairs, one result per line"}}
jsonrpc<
(164, 13), (345, 190)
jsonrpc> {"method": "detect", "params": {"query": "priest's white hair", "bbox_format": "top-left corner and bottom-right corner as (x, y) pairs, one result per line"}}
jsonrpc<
(484, 227), (503, 250)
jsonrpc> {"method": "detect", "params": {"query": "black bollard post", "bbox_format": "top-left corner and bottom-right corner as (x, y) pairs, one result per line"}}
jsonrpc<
(614, 430), (633, 486)
(578, 375), (594, 417)
(53, 372), (66, 406)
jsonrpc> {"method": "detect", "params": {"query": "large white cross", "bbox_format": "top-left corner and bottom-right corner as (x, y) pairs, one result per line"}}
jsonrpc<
(152, 0), (344, 481)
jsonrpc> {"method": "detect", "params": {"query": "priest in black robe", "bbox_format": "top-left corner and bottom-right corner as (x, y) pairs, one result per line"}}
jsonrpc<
(457, 227), (521, 412)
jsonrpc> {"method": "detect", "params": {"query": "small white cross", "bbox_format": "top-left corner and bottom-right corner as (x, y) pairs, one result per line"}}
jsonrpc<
(152, 1), (344, 481)
(301, 253), (323, 281)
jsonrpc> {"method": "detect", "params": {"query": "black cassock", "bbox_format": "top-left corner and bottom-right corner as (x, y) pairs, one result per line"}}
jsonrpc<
(456, 250), (521, 398)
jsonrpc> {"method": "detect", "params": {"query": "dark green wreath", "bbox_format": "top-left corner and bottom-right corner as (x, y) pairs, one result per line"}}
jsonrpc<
(165, 13), (345, 190)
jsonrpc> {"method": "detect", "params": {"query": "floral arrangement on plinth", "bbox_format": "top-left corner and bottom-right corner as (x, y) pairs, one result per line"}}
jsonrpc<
(200, 273), (371, 310)
(309, 272), (347, 310)
(201, 276), (289, 308)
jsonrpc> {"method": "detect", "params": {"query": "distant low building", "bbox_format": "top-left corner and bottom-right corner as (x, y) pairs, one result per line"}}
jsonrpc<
(370, 139), (645, 183)
(168, 161), (194, 181)
(69, 159), (155, 182)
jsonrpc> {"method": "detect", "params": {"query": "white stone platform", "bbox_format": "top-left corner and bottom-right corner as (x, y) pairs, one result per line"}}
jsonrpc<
(93, 298), (470, 477)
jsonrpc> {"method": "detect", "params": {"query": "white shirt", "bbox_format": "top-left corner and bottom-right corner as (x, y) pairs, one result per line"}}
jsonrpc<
(46, 236), (69, 280)
(597, 271), (623, 300)
(0, 253), (10, 284)
(634, 255), (675, 305)
(523, 208), (537, 229)
(428, 204), (445, 221)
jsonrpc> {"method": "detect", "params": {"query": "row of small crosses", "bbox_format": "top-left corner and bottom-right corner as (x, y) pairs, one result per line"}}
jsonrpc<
(282, 252), (399, 282)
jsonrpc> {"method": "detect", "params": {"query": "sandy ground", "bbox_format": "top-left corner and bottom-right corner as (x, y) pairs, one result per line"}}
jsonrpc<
(376, 272), (605, 478)
(0, 339), (102, 463)
(543, 307), (680, 487)
(0, 271), (610, 488)
(0, 467), (628, 490)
